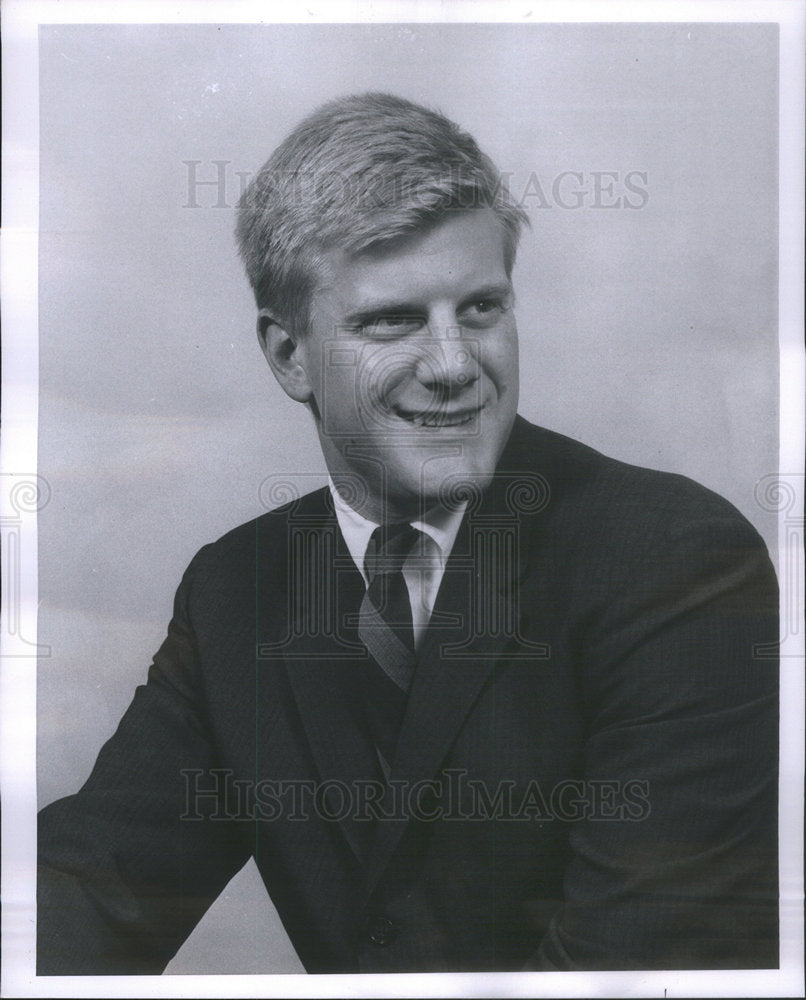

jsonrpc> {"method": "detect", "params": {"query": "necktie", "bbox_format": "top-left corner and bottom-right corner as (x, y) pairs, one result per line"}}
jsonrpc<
(358, 523), (420, 768)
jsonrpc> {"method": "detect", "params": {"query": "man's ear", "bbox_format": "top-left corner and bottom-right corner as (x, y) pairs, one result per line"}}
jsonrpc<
(257, 309), (313, 404)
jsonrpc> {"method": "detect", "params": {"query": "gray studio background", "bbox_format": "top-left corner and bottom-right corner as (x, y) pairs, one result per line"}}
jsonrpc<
(38, 23), (778, 974)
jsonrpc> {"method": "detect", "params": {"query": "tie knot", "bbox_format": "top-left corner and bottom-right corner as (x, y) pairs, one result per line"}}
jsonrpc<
(366, 523), (420, 579)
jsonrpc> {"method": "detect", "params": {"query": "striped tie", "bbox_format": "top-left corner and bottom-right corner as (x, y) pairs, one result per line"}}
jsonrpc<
(358, 523), (420, 768)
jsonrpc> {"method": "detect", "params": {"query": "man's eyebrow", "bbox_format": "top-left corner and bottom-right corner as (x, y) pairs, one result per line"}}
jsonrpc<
(457, 282), (513, 306)
(342, 301), (425, 325)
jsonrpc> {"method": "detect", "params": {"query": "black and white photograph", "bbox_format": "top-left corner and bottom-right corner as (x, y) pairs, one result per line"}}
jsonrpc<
(1, 1), (804, 996)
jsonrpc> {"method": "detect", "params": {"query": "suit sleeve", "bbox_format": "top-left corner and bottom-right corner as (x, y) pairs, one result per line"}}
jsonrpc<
(529, 493), (779, 970)
(37, 549), (251, 975)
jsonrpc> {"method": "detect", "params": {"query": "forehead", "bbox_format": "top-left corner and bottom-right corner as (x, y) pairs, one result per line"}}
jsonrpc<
(312, 209), (510, 314)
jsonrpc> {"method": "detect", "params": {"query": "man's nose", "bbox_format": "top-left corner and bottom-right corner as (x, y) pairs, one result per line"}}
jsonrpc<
(414, 319), (481, 392)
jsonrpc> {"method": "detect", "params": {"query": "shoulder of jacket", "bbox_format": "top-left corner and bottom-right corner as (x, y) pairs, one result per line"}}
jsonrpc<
(510, 414), (762, 541)
(184, 484), (333, 577)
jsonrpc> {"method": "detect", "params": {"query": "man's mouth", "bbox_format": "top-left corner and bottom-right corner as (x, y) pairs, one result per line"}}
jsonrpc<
(395, 405), (483, 429)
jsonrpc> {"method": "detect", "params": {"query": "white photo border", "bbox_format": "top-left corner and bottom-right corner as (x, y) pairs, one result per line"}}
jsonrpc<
(2, 1), (803, 997)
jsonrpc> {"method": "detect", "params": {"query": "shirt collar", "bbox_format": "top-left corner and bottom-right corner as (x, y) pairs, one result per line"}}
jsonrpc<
(328, 478), (466, 583)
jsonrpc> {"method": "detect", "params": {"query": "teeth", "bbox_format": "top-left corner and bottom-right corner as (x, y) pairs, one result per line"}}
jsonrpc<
(400, 411), (475, 428)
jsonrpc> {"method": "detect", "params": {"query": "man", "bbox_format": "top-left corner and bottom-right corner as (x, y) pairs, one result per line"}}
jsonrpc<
(38, 92), (779, 974)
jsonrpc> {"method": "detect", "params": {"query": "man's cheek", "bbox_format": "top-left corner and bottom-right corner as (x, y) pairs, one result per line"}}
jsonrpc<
(319, 370), (362, 435)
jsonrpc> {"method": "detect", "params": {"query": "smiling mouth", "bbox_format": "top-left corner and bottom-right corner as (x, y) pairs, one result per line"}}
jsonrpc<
(395, 406), (484, 429)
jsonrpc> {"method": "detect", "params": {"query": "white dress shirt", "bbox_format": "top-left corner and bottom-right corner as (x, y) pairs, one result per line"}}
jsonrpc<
(328, 480), (466, 650)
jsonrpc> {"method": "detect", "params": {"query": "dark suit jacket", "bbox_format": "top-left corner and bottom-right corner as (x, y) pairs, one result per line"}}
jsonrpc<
(38, 416), (779, 974)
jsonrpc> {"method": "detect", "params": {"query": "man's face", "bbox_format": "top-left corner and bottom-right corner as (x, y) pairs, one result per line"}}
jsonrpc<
(294, 208), (520, 521)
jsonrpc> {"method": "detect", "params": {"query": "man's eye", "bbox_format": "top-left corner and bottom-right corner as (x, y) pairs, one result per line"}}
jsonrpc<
(359, 316), (423, 339)
(460, 298), (508, 327)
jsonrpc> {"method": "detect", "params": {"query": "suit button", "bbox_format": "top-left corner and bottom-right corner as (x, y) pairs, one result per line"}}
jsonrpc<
(366, 915), (398, 946)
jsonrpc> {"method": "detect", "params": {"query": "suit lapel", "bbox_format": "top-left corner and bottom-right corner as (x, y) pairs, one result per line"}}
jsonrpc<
(365, 459), (549, 891)
(281, 638), (381, 863)
(261, 490), (382, 863)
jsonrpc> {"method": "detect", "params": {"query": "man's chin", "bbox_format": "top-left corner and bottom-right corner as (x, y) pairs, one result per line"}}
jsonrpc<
(397, 462), (498, 515)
